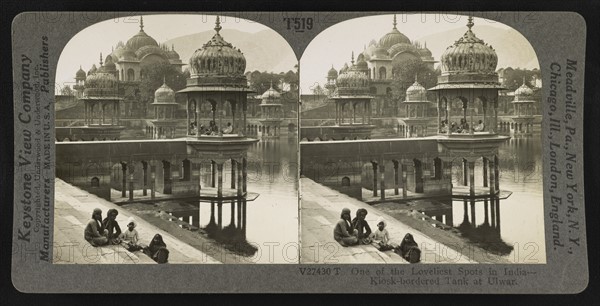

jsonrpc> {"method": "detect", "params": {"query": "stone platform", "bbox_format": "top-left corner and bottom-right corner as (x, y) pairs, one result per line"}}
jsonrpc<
(54, 179), (220, 264)
(301, 178), (473, 264)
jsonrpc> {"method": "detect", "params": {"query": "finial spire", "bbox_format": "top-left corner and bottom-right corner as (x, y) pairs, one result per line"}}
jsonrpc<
(270, 80), (273, 89)
(172, 44), (175, 51)
(522, 76), (526, 85)
(415, 73), (418, 83)
(467, 16), (474, 30)
(214, 16), (222, 34)
(99, 52), (103, 66)
(163, 76), (166, 84)
(351, 51), (355, 65)
(140, 16), (144, 31)
(393, 14), (397, 29)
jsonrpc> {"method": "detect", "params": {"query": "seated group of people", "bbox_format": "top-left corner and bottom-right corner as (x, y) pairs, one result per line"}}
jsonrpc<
(190, 121), (234, 136)
(440, 119), (485, 134)
(84, 208), (169, 263)
(333, 207), (421, 263)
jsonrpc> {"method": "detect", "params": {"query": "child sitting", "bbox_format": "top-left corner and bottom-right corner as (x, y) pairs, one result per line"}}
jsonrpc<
(371, 217), (393, 251)
(120, 217), (142, 252)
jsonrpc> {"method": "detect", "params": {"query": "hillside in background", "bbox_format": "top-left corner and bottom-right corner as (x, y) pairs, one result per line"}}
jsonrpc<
(415, 25), (539, 69)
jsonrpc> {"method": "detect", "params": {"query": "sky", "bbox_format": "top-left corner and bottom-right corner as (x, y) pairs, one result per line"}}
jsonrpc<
(299, 13), (535, 93)
(56, 14), (273, 87)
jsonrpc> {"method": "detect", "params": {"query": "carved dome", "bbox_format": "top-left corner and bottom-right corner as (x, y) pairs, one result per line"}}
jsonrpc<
(125, 16), (159, 52)
(327, 66), (338, 79)
(336, 62), (370, 96)
(153, 81), (176, 104)
(440, 17), (498, 75)
(405, 79), (428, 102)
(378, 15), (411, 50)
(418, 45), (433, 57)
(75, 66), (86, 79)
(514, 80), (534, 101)
(84, 71), (118, 97)
(135, 45), (168, 61)
(261, 84), (281, 102)
(165, 45), (181, 60)
(339, 63), (349, 74)
(189, 16), (246, 77)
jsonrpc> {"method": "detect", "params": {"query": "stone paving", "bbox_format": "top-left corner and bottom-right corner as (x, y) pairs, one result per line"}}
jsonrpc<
(300, 178), (473, 264)
(53, 179), (220, 264)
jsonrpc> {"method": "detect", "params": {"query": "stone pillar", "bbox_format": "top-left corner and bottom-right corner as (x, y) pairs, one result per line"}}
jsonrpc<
(217, 163), (224, 198)
(186, 99), (190, 135)
(121, 163), (127, 198)
(490, 197), (496, 228)
(211, 161), (216, 188)
(371, 162), (378, 197)
(470, 199), (476, 225)
(401, 163), (408, 198)
(217, 201), (223, 230)
(237, 161), (243, 197)
(469, 161), (475, 197)
(482, 157), (488, 188)
(495, 197), (501, 233)
(237, 200), (242, 228)
(198, 162), (202, 196)
(483, 199), (489, 225)
(150, 164), (156, 199)
(489, 159), (496, 195)
(231, 159), (236, 189)
(230, 200), (235, 226)
(142, 161), (148, 196)
(380, 162), (386, 200)
(494, 155), (500, 192)
(128, 173), (134, 201)
(393, 160), (399, 195)
(242, 158), (248, 193)
(462, 159), (468, 186)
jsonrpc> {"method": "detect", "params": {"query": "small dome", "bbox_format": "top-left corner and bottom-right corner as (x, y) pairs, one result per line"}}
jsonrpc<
(440, 17), (498, 75)
(388, 42), (420, 58)
(125, 16), (159, 52)
(339, 63), (349, 74)
(87, 64), (97, 76)
(84, 72), (118, 97)
(356, 57), (369, 71)
(166, 45), (180, 60)
(189, 16), (246, 77)
(405, 80), (428, 101)
(327, 66), (338, 79)
(110, 42), (127, 60)
(336, 65), (370, 95)
(261, 84), (281, 101)
(153, 81), (176, 104)
(514, 81), (533, 98)
(378, 15), (411, 50)
(76, 66), (86, 79)
(418, 45), (433, 57)
(103, 55), (117, 72)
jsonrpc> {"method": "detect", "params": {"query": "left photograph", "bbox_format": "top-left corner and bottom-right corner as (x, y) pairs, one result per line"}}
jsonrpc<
(53, 14), (299, 264)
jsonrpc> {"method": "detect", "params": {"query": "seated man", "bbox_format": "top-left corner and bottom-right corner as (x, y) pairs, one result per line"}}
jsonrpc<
(473, 120), (485, 132)
(222, 122), (233, 134)
(84, 208), (109, 247)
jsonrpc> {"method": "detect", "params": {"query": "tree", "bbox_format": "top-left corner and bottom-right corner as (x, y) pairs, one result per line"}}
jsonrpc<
(60, 85), (75, 96)
(389, 58), (439, 116)
(501, 68), (541, 91)
(138, 62), (188, 116)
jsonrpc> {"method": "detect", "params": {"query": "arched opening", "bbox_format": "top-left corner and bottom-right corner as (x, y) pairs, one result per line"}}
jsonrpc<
(127, 68), (135, 81)
(91, 177), (100, 187)
(379, 66), (387, 79)
(341, 176), (351, 187)
(181, 159), (191, 181)
(162, 160), (172, 194)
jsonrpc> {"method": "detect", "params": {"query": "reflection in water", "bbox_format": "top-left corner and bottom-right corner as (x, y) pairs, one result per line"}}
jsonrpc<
(166, 137), (299, 263)
(422, 136), (544, 262)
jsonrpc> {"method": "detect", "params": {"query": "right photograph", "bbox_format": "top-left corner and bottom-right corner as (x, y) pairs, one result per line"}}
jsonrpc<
(299, 14), (545, 264)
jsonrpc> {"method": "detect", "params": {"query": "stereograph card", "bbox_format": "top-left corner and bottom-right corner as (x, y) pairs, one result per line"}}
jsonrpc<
(10, 11), (588, 293)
